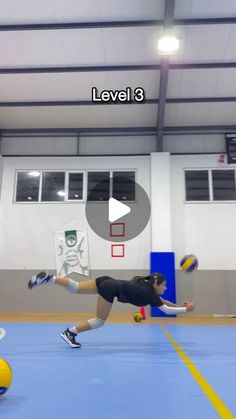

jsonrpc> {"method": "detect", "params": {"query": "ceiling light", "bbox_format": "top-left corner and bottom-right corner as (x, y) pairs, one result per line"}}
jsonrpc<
(158, 36), (179, 55)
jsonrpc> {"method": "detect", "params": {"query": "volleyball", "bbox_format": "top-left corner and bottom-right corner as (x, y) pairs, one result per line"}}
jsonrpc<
(180, 254), (199, 272)
(134, 312), (142, 322)
(0, 358), (12, 396)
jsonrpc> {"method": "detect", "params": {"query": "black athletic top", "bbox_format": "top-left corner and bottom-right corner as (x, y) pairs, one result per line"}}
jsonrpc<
(96, 276), (164, 307)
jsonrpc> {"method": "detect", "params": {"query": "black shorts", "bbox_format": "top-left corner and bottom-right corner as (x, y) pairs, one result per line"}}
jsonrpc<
(96, 276), (118, 303)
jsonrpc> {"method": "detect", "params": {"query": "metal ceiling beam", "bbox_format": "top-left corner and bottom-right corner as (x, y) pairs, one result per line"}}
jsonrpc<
(164, 125), (236, 133)
(2, 134), (78, 138)
(0, 17), (235, 31)
(1, 153), (151, 157)
(0, 127), (157, 135)
(0, 62), (236, 74)
(166, 97), (236, 104)
(0, 20), (163, 31)
(175, 17), (236, 26)
(2, 96), (236, 107)
(0, 64), (160, 74)
(0, 99), (159, 107)
(1, 124), (236, 136)
(156, 59), (170, 150)
(156, 0), (175, 151)
(1, 134), (152, 138)
(170, 62), (236, 69)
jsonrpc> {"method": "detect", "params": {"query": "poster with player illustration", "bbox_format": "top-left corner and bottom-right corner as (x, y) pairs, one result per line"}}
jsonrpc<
(55, 229), (89, 277)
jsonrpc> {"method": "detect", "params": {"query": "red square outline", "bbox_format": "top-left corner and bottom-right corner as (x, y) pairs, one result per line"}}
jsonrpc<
(109, 223), (125, 237)
(111, 244), (125, 258)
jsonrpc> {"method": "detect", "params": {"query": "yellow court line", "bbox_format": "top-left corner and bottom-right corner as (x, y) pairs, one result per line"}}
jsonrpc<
(161, 327), (235, 419)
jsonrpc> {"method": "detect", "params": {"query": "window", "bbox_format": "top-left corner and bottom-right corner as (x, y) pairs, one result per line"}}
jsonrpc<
(15, 169), (136, 203)
(87, 171), (136, 201)
(68, 173), (83, 200)
(184, 169), (236, 202)
(113, 171), (135, 201)
(41, 172), (65, 201)
(87, 172), (110, 201)
(16, 171), (40, 202)
(212, 170), (236, 201)
(185, 170), (209, 201)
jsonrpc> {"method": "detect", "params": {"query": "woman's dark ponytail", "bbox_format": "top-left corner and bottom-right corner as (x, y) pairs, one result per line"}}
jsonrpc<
(131, 272), (166, 287)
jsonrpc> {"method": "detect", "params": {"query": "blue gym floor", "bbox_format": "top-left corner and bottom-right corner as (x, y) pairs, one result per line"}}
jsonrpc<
(0, 323), (235, 419)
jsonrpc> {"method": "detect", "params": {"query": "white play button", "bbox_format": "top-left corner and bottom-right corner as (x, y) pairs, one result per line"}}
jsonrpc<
(86, 177), (151, 242)
(108, 198), (131, 223)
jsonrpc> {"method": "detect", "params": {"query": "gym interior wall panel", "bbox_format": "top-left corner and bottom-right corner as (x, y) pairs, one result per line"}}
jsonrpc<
(0, 269), (234, 315)
(79, 136), (156, 155)
(170, 154), (236, 270)
(0, 269), (149, 313)
(163, 134), (225, 154)
(1, 137), (78, 156)
(176, 270), (232, 315)
(0, 156), (150, 271)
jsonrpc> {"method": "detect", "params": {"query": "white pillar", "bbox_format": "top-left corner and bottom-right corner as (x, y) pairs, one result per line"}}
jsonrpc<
(150, 152), (172, 251)
(0, 155), (3, 199)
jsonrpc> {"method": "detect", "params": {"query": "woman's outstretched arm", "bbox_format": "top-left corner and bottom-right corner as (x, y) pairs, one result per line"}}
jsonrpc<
(158, 301), (195, 314)
(161, 298), (190, 308)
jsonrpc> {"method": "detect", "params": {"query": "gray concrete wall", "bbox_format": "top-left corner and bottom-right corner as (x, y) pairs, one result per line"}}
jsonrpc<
(176, 270), (236, 314)
(1, 269), (236, 315)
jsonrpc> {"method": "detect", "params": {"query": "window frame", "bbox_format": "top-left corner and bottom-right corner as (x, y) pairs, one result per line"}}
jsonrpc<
(66, 171), (85, 202)
(184, 169), (210, 202)
(184, 167), (236, 204)
(14, 169), (136, 204)
(14, 170), (41, 203)
(14, 169), (86, 204)
(112, 170), (136, 202)
(41, 170), (66, 203)
(86, 169), (136, 202)
(211, 169), (236, 202)
(87, 170), (111, 202)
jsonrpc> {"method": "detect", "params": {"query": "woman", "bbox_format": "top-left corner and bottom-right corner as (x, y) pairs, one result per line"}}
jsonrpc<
(28, 272), (195, 348)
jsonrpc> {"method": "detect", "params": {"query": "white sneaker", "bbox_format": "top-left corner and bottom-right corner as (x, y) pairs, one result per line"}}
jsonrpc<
(60, 328), (81, 348)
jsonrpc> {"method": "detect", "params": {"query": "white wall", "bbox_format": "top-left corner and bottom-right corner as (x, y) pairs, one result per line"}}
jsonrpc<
(170, 154), (236, 270)
(1, 137), (78, 155)
(164, 134), (225, 154)
(1, 148), (236, 272)
(79, 136), (156, 155)
(0, 156), (151, 270)
(1, 136), (156, 156)
(1, 134), (226, 156)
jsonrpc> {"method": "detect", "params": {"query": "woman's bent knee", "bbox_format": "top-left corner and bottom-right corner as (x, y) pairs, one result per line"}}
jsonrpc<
(87, 318), (105, 329)
(66, 279), (79, 293)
